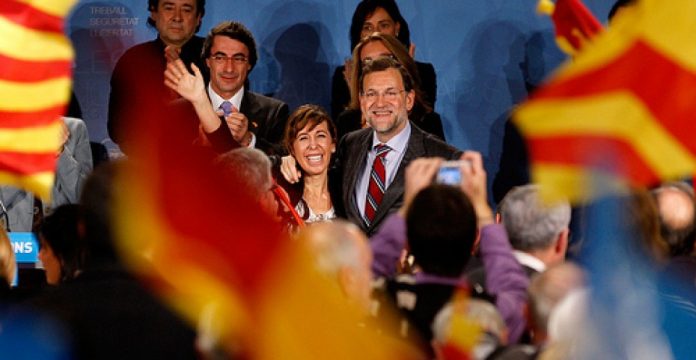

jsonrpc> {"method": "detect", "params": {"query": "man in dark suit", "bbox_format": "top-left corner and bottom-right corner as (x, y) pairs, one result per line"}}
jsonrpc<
(335, 57), (461, 236)
(108, 0), (207, 154)
(199, 21), (288, 156)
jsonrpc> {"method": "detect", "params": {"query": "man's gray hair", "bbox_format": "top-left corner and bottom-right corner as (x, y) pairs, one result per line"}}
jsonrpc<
(500, 184), (571, 252)
(215, 148), (272, 201)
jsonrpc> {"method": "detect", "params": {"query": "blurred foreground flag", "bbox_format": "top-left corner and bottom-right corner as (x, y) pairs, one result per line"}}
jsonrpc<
(115, 97), (411, 357)
(537, 0), (603, 54)
(0, 0), (75, 201)
(515, 0), (696, 203)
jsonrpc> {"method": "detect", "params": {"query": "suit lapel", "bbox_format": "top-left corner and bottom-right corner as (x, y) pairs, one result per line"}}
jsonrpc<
(342, 130), (373, 228)
(239, 90), (256, 133)
(369, 124), (426, 231)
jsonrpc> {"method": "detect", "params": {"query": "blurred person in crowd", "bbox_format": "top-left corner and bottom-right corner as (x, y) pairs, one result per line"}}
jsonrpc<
(432, 298), (522, 360)
(215, 148), (280, 219)
(17, 162), (199, 359)
(0, 117), (92, 233)
(38, 204), (83, 285)
(281, 57), (461, 236)
(465, 184), (570, 344)
(299, 220), (373, 312)
(332, 0), (437, 122)
(526, 262), (585, 347)
(0, 229), (17, 298)
(281, 105), (339, 224)
(337, 32), (444, 140)
(622, 190), (670, 264)
(369, 152), (528, 352)
(651, 182), (695, 258)
(499, 185), (571, 275)
(108, 0), (207, 152)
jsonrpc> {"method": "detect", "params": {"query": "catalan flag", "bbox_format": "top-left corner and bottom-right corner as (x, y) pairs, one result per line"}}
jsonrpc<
(538, 0), (603, 55)
(515, 0), (696, 203)
(114, 99), (409, 358)
(0, 0), (75, 201)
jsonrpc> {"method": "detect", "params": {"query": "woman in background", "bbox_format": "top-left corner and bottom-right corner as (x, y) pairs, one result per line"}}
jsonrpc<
(331, 0), (437, 122)
(336, 32), (444, 140)
(38, 204), (83, 285)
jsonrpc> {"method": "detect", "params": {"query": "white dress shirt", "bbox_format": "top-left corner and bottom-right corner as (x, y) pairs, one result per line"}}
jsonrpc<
(355, 121), (411, 222)
(207, 84), (256, 148)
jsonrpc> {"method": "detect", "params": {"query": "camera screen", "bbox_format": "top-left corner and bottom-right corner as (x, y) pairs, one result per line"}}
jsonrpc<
(436, 166), (461, 185)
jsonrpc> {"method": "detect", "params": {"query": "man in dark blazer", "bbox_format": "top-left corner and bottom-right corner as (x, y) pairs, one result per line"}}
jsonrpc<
(200, 21), (288, 156)
(108, 0), (207, 154)
(335, 57), (461, 236)
(279, 57), (460, 235)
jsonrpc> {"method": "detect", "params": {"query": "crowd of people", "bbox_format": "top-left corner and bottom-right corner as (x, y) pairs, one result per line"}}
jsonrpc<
(2, 0), (695, 358)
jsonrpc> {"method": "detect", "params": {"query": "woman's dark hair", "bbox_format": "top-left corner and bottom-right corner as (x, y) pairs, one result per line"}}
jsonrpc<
(283, 104), (337, 156)
(349, 0), (411, 50)
(407, 185), (477, 277)
(40, 204), (84, 282)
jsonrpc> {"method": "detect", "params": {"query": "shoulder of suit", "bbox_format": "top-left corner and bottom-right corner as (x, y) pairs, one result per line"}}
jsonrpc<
(341, 127), (372, 145)
(62, 117), (87, 130)
(245, 91), (287, 108)
(413, 125), (461, 157)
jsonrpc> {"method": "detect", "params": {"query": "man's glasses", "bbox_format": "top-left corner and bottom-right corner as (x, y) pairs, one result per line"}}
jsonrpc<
(360, 89), (406, 102)
(210, 54), (248, 64)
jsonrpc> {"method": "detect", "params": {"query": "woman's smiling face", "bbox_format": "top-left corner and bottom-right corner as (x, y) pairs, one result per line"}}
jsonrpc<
(292, 121), (336, 176)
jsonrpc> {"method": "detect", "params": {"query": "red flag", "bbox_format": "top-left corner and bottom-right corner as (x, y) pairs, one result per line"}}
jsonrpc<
(538, 0), (604, 55)
(516, 0), (696, 203)
(115, 72), (409, 359)
(0, 0), (75, 200)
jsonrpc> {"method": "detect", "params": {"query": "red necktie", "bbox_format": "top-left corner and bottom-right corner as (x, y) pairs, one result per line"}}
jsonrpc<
(364, 144), (391, 226)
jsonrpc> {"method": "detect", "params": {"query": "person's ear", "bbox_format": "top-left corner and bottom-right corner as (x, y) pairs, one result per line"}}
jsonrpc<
(556, 228), (569, 256)
(405, 89), (415, 112)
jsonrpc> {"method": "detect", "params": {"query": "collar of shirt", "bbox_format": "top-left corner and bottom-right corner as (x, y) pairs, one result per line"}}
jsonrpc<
(371, 120), (411, 157)
(208, 83), (244, 113)
(512, 250), (546, 273)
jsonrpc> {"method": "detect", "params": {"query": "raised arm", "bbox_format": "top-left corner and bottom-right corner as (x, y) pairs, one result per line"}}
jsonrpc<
(164, 57), (222, 134)
(460, 151), (529, 344)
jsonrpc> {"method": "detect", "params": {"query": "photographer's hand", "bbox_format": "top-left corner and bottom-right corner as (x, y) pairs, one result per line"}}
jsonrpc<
(459, 151), (494, 227)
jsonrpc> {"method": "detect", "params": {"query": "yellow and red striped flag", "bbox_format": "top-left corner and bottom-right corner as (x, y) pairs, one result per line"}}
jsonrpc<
(515, 0), (696, 203)
(0, 0), (75, 201)
(114, 102), (412, 358)
(538, 0), (603, 55)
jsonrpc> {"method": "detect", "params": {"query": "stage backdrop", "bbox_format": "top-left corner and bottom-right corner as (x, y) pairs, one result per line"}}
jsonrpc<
(67, 0), (615, 187)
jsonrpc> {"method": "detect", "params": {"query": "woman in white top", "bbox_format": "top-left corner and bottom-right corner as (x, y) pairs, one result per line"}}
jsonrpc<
(282, 105), (338, 224)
